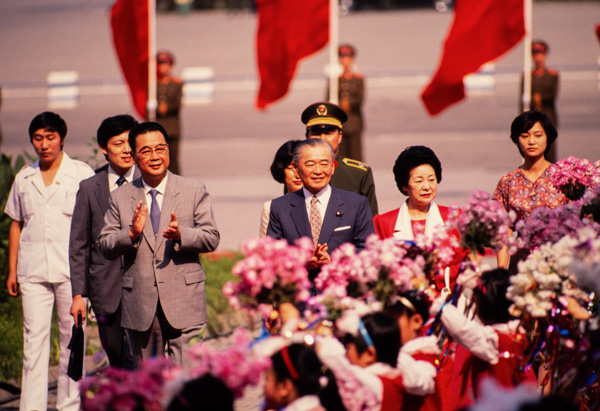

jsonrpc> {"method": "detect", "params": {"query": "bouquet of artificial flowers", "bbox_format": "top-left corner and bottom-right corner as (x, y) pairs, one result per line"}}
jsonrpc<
(447, 189), (516, 255)
(315, 235), (427, 306)
(515, 201), (599, 251)
(507, 230), (591, 319)
(79, 358), (178, 411)
(187, 328), (271, 398)
(550, 156), (600, 201)
(222, 236), (313, 316)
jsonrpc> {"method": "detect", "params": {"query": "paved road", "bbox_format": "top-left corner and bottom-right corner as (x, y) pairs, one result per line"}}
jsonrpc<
(1, 1), (599, 251)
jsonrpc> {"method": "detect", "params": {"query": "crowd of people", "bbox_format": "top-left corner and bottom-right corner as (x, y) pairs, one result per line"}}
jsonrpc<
(3, 45), (600, 411)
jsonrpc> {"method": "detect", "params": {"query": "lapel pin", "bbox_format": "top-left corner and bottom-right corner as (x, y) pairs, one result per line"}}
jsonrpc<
(336, 211), (341, 216)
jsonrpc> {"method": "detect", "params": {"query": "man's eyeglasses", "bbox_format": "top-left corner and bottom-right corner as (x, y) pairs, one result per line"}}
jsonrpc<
(137, 144), (169, 159)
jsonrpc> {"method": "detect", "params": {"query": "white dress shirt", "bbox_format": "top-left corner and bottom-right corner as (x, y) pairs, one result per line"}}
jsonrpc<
(107, 164), (136, 192)
(302, 185), (332, 224)
(142, 174), (168, 213)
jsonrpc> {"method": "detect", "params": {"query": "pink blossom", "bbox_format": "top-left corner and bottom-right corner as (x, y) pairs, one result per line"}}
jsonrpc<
(223, 237), (313, 313)
(447, 189), (517, 255)
(550, 156), (600, 201)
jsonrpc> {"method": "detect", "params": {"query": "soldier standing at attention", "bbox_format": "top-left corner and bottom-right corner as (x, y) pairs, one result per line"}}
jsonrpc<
(155, 50), (183, 175)
(520, 40), (559, 162)
(327, 44), (365, 161)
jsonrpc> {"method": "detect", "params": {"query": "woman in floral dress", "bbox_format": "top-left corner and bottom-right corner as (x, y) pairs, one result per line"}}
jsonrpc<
(493, 110), (568, 271)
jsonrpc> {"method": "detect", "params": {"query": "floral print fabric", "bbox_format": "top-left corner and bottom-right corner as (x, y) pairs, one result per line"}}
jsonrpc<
(493, 166), (568, 227)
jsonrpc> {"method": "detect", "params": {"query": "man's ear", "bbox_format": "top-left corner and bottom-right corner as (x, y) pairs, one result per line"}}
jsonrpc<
(98, 145), (108, 156)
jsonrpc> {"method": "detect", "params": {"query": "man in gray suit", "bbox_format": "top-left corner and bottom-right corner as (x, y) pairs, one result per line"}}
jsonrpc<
(70, 114), (138, 368)
(98, 122), (219, 366)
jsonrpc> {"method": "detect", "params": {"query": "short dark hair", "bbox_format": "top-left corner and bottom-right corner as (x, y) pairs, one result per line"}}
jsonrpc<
(270, 140), (303, 184)
(128, 121), (168, 153)
(343, 312), (401, 367)
(97, 115), (138, 148)
(292, 138), (335, 166)
(393, 146), (442, 195)
(28, 112), (67, 142)
(509, 111), (557, 158)
(384, 290), (430, 327)
(473, 268), (514, 325)
(166, 374), (234, 411)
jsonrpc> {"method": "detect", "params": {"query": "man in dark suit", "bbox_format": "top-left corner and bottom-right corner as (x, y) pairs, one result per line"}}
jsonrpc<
(267, 138), (375, 273)
(69, 114), (138, 368)
(98, 122), (219, 367)
(302, 101), (379, 217)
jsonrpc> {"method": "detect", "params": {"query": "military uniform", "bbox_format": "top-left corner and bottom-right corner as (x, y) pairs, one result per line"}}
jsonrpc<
(156, 78), (183, 174)
(331, 154), (378, 217)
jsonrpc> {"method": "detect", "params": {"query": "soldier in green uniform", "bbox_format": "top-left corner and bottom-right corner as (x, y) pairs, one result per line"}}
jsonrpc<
(155, 50), (183, 174)
(326, 44), (365, 161)
(520, 40), (559, 162)
(301, 101), (378, 217)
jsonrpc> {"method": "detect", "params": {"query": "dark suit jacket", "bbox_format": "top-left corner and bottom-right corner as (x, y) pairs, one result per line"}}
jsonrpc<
(69, 165), (140, 315)
(97, 172), (220, 332)
(266, 185), (375, 253)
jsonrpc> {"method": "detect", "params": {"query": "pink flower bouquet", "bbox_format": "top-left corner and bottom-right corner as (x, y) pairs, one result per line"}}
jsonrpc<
(222, 236), (313, 316)
(550, 156), (600, 201)
(188, 328), (271, 398)
(447, 189), (516, 255)
(79, 358), (178, 411)
(516, 201), (599, 250)
(315, 235), (427, 306)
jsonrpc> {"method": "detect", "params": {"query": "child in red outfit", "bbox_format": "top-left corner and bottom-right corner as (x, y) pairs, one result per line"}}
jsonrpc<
(439, 268), (537, 410)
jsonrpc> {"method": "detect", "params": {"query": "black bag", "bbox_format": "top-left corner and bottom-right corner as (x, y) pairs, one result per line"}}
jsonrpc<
(67, 313), (85, 381)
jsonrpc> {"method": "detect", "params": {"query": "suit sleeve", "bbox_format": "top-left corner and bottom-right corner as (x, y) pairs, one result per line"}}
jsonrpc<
(177, 182), (220, 253)
(266, 201), (283, 240)
(69, 181), (92, 297)
(354, 196), (376, 251)
(97, 192), (138, 260)
(361, 167), (379, 217)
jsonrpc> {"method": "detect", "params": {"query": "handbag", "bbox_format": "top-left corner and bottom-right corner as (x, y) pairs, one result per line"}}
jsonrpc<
(67, 313), (85, 381)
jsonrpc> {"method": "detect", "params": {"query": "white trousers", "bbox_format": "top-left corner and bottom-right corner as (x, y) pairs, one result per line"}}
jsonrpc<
(19, 281), (81, 411)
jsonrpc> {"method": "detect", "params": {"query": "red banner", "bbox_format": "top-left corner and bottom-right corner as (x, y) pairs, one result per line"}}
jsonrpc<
(421, 0), (525, 116)
(255, 0), (329, 109)
(111, 0), (149, 119)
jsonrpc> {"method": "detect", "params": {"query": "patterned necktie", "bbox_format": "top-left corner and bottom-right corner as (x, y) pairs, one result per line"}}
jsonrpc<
(149, 189), (160, 235)
(310, 196), (322, 246)
(116, 176), (126, 187)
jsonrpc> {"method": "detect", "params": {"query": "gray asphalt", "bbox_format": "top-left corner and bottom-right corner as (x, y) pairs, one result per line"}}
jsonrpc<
(1, 0), (599, 252)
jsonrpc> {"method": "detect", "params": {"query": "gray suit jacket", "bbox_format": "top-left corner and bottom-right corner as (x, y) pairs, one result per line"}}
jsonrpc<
(69, 165), (140, 315)
(97, 172), (220, 331)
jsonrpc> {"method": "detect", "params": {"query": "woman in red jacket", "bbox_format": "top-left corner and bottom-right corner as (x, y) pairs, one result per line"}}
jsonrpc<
(373, 146), (465, 291)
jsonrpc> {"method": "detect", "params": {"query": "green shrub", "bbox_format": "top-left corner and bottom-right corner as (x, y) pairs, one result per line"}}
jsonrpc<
(202, 251), (244, 335)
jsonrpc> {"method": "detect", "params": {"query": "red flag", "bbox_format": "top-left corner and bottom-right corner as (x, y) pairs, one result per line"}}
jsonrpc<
(255, 0), (329, 109)
(421, 0), (525, 116)
(110, 0), (149, 119)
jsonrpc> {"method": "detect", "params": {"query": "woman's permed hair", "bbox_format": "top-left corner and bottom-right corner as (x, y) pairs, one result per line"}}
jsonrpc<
(392, 146), (442, 195)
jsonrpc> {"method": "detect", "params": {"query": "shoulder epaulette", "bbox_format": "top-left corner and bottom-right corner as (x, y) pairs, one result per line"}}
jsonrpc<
(342, 157), (368, 171)
(547, 68), (559, 76)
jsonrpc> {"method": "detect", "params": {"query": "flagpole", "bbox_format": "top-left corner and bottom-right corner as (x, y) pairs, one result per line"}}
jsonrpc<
(522, 0), (532, 111)
(328, 0), (339, 104)
(147, 0), (157, 121)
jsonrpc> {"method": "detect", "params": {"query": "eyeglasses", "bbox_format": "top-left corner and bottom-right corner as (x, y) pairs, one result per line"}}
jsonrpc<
(137, 144), (169, 159)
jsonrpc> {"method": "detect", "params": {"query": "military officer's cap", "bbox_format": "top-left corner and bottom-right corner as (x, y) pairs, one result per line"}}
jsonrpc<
(338, 44), (356, 57)
(301, 102), (348, 129)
